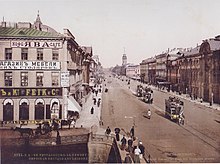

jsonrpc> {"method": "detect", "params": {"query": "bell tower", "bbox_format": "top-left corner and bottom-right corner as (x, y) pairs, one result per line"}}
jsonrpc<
(34, 10), (42, 31)
(122, 47), (127, 66)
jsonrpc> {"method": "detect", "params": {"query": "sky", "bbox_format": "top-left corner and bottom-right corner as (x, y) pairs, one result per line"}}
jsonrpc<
(1, 0), (220, 68)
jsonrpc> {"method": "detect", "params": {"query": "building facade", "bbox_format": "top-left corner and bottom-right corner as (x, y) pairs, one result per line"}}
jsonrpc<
(0, 16), (87, 123)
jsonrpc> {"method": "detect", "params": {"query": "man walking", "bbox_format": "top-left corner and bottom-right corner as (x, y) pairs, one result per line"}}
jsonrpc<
(130, 126), (134, 138)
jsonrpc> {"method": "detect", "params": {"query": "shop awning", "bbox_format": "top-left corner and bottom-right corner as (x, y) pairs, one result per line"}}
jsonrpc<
(67, 97), (81, 113)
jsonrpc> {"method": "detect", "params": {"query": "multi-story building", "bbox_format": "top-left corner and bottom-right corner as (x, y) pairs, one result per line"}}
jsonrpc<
(148, 58), (156, 85)
(140, 57), (156, 84)
(126, 64), (140, 80)
(0, 15), (87, 123)
(140, 59), (148, 83)
(155, 52), (168, 87)
(166, 48), (186, 91)
(177, 38), (220, 103)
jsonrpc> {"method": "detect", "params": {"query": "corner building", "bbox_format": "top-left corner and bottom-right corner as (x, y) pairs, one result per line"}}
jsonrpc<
(0, 17), (83, 123)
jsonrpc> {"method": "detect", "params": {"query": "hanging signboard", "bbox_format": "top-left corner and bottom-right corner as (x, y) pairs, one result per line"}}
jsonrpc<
(0, 61), (60, 70)
(11, 41), (63, 49)
(0, 87), (62, 97)
(61, 71), (70, 87)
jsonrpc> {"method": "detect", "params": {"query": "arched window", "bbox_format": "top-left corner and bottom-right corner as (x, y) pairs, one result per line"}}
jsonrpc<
(3, 99), (14, 121)
(19, 99), (29, 120)
(35, 99), (44, 120)
(50, 99), (60, 119)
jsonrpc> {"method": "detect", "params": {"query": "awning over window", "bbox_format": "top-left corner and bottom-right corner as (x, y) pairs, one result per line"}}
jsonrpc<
(67, 97), (81, 113)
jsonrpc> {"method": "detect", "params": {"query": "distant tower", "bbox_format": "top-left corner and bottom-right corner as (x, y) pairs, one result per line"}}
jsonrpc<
(122, 47), (127, 66)
(34, 10), (42, 31)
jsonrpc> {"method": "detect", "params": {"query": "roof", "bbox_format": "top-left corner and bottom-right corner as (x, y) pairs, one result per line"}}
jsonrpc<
(184, 46), (200, 56)
(208, 39), (220, 51)
(82, 46), (93, 55)
(0, 27), (64, 39)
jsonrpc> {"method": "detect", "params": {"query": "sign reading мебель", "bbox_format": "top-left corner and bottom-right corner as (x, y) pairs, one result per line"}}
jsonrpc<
(0, 88), (62, 97)
(61, 71), (70, 87)
(11, 41), (63, 49)
(0, 61), (60, 70)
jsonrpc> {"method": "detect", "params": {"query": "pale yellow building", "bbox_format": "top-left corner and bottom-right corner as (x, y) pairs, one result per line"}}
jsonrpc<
(0, 15), (85, 123)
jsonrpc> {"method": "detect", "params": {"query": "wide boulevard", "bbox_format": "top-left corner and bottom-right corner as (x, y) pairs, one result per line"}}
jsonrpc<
(101, 71), (220, 163)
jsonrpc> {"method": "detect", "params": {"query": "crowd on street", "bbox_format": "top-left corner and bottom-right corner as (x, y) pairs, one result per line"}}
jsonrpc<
(105, 125), (147, 163)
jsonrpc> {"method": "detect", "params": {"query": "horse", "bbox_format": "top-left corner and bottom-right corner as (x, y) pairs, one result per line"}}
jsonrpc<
(13, 127), (34, 137)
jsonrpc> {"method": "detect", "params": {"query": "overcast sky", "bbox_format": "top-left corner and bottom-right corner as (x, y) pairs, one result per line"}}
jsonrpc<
(1, 0), (220, 67)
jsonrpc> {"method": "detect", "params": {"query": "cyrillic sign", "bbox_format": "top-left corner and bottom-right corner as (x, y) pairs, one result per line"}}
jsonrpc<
(0, 61), (60, 70)
(11, 41), (63, 49)
(0, 88), (62, 97)
(61, 71), (70, 87)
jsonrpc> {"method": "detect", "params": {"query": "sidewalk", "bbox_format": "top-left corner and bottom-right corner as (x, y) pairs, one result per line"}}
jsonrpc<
(75, 89), (102, 130)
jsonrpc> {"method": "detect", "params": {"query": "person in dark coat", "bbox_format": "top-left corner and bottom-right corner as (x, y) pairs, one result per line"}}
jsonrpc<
(91, 107), (94, 114)
(127, 137), (133, 153)
(56, 131), (61, 145)
(130, 126), (134, 138)
(114, 127), (121, 141)
(124, 153), (132, 163)
(105, 126), (111, 135)
(139, 142), (145, 159)
(121, 135), (127, 150)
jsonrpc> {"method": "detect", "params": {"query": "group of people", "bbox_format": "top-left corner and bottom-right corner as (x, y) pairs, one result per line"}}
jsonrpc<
(91, 85), (102, 115)
(105, 125), (146, 163)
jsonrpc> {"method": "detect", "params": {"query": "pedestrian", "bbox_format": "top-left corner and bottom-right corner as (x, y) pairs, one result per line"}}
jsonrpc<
(56, 130), (61, 145)
(105, 126), (111, 135)
(121, 135), (127, 150)
(127, 137), (133, 153)
(91, 107), (94, 114)
(134, 146), (141, 163)
(99, 119), (104, 126)
(52, 119), (59, 131)
(124, 153), (132, 163)
(130, 126), (134, 138)
(139, 142), (145, 159)
(97, 99), (101, 107)
(93, 98), (96, 105)
(114, 127), (120, 141)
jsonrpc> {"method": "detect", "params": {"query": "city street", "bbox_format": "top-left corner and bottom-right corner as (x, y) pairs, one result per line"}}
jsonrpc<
(101, 72), (220, 163)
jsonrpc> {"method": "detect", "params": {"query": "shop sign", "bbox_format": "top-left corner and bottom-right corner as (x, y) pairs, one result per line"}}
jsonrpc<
(0, 61), (60, 70)
(61, 71), (70, 87)
(11, 41), (63, 49)
(0, 88), (62, 97)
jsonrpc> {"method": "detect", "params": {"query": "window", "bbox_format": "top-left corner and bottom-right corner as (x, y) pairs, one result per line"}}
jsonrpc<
(5, 72), (12, 86)
(51, 72), (59, 86)
(52, 49), (59, 60)
(36, 72), (43, 86)
(3, 99), (14, 121)
(21, 48), (28, 60)
(19, 100), (29, 120)
(21, 72), (28, 86)
(35, 101), (44, 120)
(37, 48), (43, 60)
(5, 48), (12, 60)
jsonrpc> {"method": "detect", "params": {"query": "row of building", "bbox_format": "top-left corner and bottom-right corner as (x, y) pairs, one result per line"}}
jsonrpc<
(113, 36), (220, 105)
(0, 14), (102, 122)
